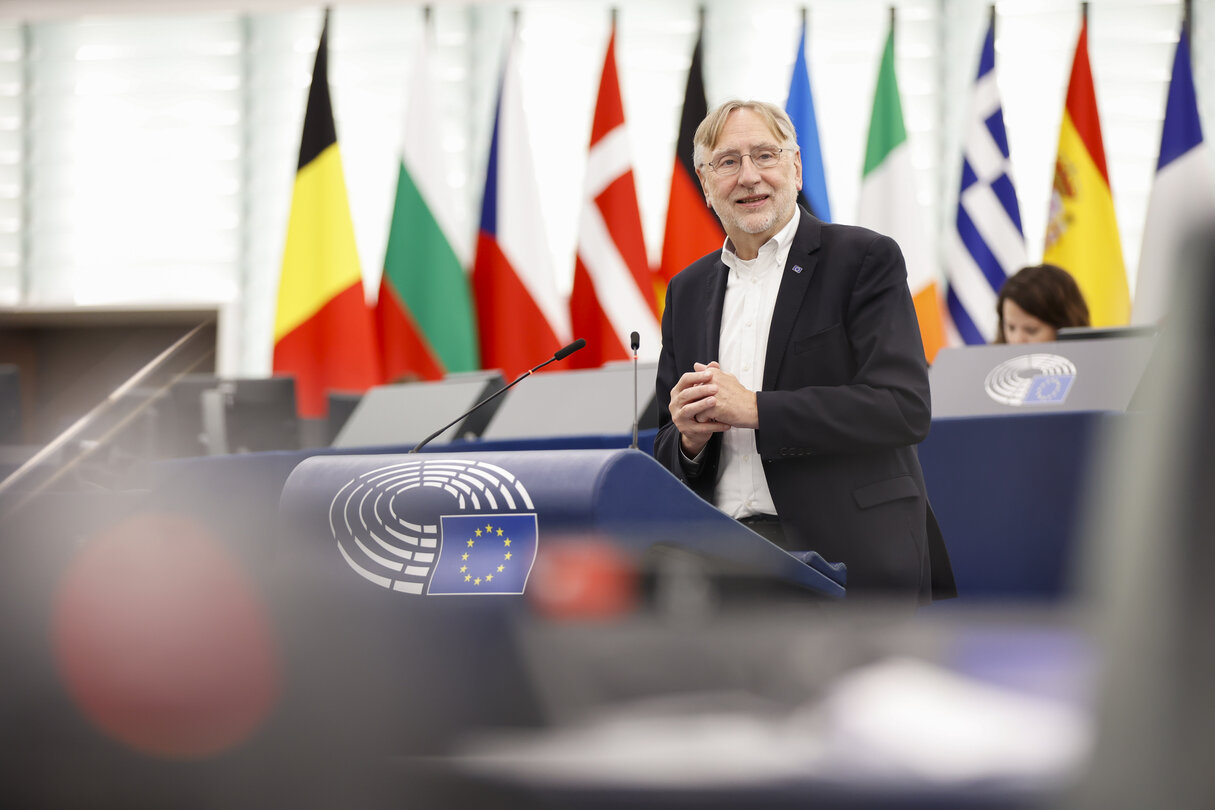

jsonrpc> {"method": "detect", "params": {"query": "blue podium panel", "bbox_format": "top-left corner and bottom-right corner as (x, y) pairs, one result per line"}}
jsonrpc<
(279, 448), (844, 600)
(919, 411), (1113, 600)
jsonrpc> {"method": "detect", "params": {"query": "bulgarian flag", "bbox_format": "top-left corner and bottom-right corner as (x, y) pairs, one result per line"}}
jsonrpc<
(857, 20), (947, 364)
(1043, 12), (1130, 326)
(375, 15), (479, 382)
(656, 20), (723, 315)
(273, 11), (382, 418)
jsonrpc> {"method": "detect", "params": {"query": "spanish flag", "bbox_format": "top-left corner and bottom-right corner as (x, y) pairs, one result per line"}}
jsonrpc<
(273, 11), (382, 418)
(1042, 12), (1130, 327)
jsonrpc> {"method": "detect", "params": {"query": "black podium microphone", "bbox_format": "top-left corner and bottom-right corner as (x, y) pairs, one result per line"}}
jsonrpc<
(629, 331), (640, 450)
(409, 338), (587, 453)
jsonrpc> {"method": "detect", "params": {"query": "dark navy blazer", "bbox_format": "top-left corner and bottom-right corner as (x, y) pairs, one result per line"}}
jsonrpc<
(653, 208), (956, 603)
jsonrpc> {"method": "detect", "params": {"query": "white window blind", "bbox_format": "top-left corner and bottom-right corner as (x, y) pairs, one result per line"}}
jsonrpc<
(0, 24), (24, 305)
(25, 14), (245, 305)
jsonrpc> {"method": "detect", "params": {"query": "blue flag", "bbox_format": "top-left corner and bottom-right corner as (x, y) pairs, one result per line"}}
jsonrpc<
(428, 513), (539, 595)
(945, 16), (1026, 344)
(1134, 24), (1214, 325)
(785, 17), (831, 222)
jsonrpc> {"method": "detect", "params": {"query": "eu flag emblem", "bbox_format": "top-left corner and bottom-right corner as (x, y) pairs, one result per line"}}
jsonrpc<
(428, 513), (539, 595)
(1023, 374), (1074, 404)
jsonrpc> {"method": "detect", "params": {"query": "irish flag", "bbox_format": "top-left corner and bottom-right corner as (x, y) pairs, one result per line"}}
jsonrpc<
(857, 22), (947, 363)
(375, 16), (479, 382)
(1043, 13), (1130, 327)
(273, 11), (382, 418)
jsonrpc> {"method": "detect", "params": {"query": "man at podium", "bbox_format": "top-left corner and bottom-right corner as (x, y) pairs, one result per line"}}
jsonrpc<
(653, 99), (955, 605)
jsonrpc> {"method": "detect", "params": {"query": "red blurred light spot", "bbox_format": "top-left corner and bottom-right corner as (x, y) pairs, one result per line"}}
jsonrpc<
(527, 537), (638, 620)
(51, 513), (279, 759)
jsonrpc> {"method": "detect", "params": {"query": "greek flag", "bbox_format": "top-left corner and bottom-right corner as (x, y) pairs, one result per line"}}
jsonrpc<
(946, 16), (1026, 345)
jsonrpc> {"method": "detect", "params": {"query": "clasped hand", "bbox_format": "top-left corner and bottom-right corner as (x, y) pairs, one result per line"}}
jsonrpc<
(669, 361), (758, 457)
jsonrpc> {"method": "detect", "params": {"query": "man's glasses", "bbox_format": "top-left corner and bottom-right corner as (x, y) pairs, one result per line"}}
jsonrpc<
(702, 147), (786, 176)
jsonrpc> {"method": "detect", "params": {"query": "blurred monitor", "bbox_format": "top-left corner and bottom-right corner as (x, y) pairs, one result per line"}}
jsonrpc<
(224, 376), (300, 453)
(163, 374), (299, 456)
(0, 364), (20, 444)
(1057, 325), (1159, 341)
(333, 371), (506, 449)
(325, 392), (363, 446)
(480, 362), (658, 440)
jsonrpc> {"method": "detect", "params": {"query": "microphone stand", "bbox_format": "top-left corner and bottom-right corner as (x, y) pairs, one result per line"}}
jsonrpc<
(629, 331), (640, 450)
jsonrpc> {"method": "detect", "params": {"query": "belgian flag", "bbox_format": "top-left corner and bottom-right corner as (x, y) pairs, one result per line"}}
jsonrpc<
(273, 10), (382, 418)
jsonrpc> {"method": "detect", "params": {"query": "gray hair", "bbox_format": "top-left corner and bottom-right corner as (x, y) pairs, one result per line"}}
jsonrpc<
(693, 99), (799, 168)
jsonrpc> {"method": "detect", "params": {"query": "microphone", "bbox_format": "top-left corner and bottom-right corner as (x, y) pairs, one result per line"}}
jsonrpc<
(409, 338), (587, 453)
(629, 331), (640, 450)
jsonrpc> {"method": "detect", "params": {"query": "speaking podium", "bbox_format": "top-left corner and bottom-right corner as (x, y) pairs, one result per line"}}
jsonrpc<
(278, 447), (844, 599)
(272, 448), (843, 762)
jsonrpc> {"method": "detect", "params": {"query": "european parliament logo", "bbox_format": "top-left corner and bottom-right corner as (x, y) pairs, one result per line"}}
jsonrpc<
(984, 353), (1077, 407)
(326, 458), (539, 596)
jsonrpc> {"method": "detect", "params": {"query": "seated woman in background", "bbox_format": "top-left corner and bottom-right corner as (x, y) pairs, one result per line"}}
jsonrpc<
(994, 263), (1090, 344)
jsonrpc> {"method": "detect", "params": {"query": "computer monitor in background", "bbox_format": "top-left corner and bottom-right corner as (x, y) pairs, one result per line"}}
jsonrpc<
(223, 376), (300, 454)
(333, 371), (506, 449)
(161, 374), (299, 456)
(0, 365), (20, 444)
(479, 362), (659, 440)
(325, 392), (364, 446)
(1056, 324), (1159, 341)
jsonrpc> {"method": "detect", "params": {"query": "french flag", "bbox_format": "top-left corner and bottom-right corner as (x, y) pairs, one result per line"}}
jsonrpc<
(1133, 23), (1215, 325)
(472, 25), (570, 379)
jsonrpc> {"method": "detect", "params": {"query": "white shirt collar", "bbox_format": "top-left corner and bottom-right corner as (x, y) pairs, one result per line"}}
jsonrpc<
(720, 208), (801, 274)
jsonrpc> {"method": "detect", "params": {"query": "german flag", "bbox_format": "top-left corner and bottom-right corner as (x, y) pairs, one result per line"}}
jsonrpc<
(273, 10), (382, 418)
(656, 20), (723, 315)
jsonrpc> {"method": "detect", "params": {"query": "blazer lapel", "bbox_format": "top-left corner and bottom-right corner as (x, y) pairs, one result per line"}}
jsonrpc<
(704, 257), (729, 358)
(764, 210), (822, 389)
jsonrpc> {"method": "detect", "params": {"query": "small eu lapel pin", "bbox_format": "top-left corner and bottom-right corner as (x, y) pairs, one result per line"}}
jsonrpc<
(793, 265), (803, 274)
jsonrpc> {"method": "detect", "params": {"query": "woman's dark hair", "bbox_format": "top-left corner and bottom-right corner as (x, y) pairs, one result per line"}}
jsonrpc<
(994, 264), (1090, 343)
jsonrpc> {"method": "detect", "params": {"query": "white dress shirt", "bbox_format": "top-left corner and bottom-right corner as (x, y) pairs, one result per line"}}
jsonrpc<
(712, 209), (800, 519)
